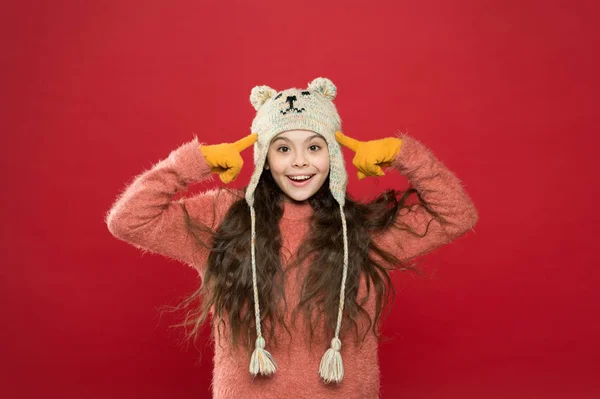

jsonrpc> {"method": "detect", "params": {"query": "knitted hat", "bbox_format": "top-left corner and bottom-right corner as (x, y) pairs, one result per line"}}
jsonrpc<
(246, 77), (349, 384)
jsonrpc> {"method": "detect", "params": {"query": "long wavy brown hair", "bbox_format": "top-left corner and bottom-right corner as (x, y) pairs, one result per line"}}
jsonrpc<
(163, 169), (441, 358)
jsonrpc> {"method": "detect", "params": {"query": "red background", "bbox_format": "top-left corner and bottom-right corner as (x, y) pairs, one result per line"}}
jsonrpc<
(2, 0), (598, 398)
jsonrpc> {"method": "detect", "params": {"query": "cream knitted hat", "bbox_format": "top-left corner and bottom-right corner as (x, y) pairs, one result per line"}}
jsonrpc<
(246, 77), (349, 384)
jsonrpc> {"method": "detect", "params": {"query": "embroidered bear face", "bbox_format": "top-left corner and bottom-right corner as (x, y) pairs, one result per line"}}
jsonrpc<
(273, 90), (313, 115)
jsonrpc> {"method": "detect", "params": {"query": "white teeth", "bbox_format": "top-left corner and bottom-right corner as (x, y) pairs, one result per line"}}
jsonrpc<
(288, 175), (313, 181)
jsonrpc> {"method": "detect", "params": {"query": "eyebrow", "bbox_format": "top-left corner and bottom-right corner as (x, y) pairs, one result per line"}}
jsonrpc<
(272, 134), (324, 144)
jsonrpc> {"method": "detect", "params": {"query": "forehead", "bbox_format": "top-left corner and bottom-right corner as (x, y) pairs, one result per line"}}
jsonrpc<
(272, 130), (326, 142)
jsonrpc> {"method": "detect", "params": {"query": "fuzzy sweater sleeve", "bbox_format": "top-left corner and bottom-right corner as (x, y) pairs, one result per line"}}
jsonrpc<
(105, 137), (239, 273)
(373, 135), (479, 263)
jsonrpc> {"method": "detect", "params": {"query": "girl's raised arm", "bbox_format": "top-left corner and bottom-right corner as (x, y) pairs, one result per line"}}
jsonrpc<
(336, 132), (478, 263)
(105, 136), (247, 272)
(375, 135), (479, 263)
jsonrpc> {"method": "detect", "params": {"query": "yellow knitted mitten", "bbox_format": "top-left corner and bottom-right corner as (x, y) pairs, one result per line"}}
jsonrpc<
(335, 131), (402, 180)
(199, 133), (257, 183)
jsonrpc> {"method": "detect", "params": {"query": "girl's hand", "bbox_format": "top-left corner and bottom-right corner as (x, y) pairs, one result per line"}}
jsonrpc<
(200, 133), (257, 183)
(335, 132), (402, 180)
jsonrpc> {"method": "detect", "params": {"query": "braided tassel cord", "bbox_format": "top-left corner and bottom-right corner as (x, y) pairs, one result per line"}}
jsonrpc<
(248, 206), (278, 377)
(319, 204), (349, 384)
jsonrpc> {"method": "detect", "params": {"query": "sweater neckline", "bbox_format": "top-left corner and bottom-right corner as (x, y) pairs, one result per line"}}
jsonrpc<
(281, 200), (313, 220)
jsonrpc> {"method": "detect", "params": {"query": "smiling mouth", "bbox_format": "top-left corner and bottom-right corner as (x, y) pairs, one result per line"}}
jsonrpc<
(287, 175), (315, 182)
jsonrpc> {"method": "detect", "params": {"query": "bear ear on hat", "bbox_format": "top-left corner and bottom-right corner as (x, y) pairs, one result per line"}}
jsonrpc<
(307, 77), (337, 101)
(250, 85), (277, 111)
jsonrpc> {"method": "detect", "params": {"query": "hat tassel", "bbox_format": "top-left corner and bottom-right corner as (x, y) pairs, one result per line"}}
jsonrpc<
(250, 336), (278, 376)
(319, 337), (344, 383)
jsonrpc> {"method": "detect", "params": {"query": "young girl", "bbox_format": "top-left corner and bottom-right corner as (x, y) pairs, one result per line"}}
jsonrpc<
(106, 77), (478, 398)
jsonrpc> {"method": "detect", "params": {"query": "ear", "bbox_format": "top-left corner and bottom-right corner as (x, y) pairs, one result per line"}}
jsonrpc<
(250, 85), (277, 110)
(307, 77), (337, 100)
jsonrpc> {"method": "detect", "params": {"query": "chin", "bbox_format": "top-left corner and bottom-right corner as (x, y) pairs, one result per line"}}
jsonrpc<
(282, 190), (312, 202)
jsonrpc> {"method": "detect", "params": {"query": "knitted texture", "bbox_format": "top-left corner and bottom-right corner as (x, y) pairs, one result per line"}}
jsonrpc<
(335, 132), (403, 180)
(245, 77), (352, 382)
(246, 77), (347, 207)
(199, 134), (257, 183)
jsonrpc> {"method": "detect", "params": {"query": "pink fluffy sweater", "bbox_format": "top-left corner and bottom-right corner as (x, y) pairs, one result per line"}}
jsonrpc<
(106, 135), (478, 398)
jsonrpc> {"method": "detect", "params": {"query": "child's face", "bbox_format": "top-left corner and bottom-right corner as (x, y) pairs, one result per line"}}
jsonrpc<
(265, 129), (330, 202)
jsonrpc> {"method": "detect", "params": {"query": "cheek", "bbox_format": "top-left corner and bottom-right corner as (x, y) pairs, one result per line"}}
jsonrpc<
(316, 153), (330, 171)
(266, 152), (284, 173)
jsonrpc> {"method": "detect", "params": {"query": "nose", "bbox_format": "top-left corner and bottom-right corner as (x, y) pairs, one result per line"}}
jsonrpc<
(292, 151), (308, 167)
